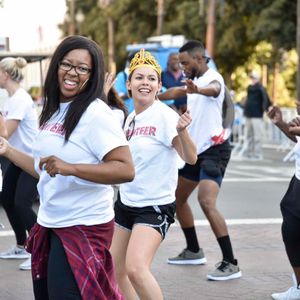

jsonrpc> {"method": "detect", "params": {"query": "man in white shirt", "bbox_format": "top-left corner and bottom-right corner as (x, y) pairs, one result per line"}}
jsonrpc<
(158, 40), (241, 281)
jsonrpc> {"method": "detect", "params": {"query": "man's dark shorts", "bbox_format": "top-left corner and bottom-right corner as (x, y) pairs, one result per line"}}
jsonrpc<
(179, 140), (232, 186)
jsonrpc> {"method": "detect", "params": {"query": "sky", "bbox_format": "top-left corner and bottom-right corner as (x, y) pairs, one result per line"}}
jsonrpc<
(0, 0), (67, 51)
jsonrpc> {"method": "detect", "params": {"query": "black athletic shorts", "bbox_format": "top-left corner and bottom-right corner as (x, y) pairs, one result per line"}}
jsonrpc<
(114, 197), (176, 239)
(179, 140), (232, 186)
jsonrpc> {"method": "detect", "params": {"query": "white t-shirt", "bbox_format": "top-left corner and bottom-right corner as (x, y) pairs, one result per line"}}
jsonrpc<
(294, 137), (300, 180)
(120, 100), (179, 207)
(187, 68), (226, 154)
(32, 99), (128, 228)
(3, 88), (38, 155)
(111, 107), (125, 128)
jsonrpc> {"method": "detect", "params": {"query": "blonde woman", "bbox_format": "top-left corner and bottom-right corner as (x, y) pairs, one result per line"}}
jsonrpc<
(0, 57), (38, 271)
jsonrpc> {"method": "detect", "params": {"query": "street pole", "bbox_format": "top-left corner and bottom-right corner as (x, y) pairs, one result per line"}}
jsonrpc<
(206, 0), (216, 58)
(98, 0), (116, 75)
(68, 0), (76, 35)
(108, 16), (116, 74)
(156, 0), (164, 35)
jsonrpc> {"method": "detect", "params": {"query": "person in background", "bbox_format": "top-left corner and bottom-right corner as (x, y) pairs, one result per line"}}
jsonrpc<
(0, 111), (8, 226)
(162, 52), (187, 114)
(110, 49), (197, 300)
(0, 56), (38, 271)
(114, 52), (135, 114)
(158, 40), (241, 281)
(239, 71), (271, 160)
(104, 72), (128, 127)
(0, 35), (134, 300)
(268, 104), (300, 300)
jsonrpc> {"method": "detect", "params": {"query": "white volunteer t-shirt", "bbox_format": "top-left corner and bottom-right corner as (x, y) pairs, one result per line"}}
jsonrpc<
(120, 100), (179, 207)
(32, 99), (128, 228)
(3, 88), (38, 155)
(294, 137), (300, 180)
(111, 107), (125, 128)
(187, 68), (226, 154)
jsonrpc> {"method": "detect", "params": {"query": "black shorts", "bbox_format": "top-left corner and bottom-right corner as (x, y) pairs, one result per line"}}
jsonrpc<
(179, 140), (231, 186)
(114, 197), (176, 239)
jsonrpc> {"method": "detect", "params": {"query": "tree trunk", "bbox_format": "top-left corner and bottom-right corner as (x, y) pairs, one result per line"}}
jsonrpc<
(156, 0), (164, 35)
(206, 0), (216, 58)
(108, 17), (116, 75)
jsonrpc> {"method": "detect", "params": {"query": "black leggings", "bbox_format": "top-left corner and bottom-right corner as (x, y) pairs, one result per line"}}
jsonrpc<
(280, 176), (300, 267)
(33, 231), (81, 300)
(1, 163), (38, 245)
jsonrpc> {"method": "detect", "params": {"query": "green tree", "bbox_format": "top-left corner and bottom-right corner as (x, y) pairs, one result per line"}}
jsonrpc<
(60, 0), (297, 103)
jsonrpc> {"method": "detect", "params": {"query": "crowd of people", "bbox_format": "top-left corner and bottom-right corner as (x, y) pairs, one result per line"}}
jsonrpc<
(0, 35), (298, 300)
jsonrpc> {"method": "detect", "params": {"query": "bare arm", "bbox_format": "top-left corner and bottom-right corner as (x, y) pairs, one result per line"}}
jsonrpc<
(267, 106), (297, 142)
(0, 114), (8, 137)
(158, 80), (222, 102)
(288, 117), (300, 137)
(104, 72), (116, 96)
(0, 119), (19, 139)
(172, 110), (197, 165)
(0, 137), (38, 177)
(185, 79), (221, 97)
(39, 145), (135, 184)
(157, 86), (187, 101)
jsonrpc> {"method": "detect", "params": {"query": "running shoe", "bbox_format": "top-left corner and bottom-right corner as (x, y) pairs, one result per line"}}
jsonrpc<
(207, 259), (242, 281)
(19, 257), (31, 271)
(272, 273), (300, 300)
(167, 248), (207, 265)
(0, 246), (30, 259)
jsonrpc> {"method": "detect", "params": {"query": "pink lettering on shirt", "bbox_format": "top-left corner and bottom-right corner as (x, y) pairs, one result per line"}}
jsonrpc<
(40, 123), (65, 136)
(149, 126), (156, 136)
(128, 126), (157, 138)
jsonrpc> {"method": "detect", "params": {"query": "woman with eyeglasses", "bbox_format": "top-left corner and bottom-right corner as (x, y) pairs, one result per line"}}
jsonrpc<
(110, 49), (197, 300)
(0, 36), (134, 300)
(0, 56), (38, 271)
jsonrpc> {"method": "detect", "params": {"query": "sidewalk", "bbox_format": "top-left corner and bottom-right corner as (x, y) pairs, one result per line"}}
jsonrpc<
(0, 221), (292, 300)
(155, 222), (292, 300)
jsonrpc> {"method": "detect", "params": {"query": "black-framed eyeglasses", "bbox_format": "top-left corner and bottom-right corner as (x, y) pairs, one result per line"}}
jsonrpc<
(126, 117), (135, 141)
(58, 61), (91, 75)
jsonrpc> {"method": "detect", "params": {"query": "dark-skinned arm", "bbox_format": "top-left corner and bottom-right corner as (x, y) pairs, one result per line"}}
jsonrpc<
(157, 86), (187, 101)
(0, 137), (38, 178)
(185, 79), (221, 97)
(157, 80), (222, 101)
(39, 146), (135, 184)
(267, 106), (297, 142)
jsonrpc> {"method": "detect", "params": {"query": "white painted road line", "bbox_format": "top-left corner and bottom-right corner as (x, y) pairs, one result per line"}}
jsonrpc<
(223, 177), (290, 182)
(172, 218), (283, 227)
(0, 230), (14, 237)
(0, 219), (283, 236)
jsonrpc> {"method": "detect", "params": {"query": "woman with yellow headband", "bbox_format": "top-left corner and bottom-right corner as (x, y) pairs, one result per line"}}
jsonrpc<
(110, 49), (197, 300)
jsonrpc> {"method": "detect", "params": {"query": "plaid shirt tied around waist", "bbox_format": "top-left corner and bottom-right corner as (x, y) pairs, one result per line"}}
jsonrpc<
(25, 220), (124, 300)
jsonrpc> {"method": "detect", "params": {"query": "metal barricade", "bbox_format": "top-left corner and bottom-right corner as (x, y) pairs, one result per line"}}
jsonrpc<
(231, 107), (297, 161)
